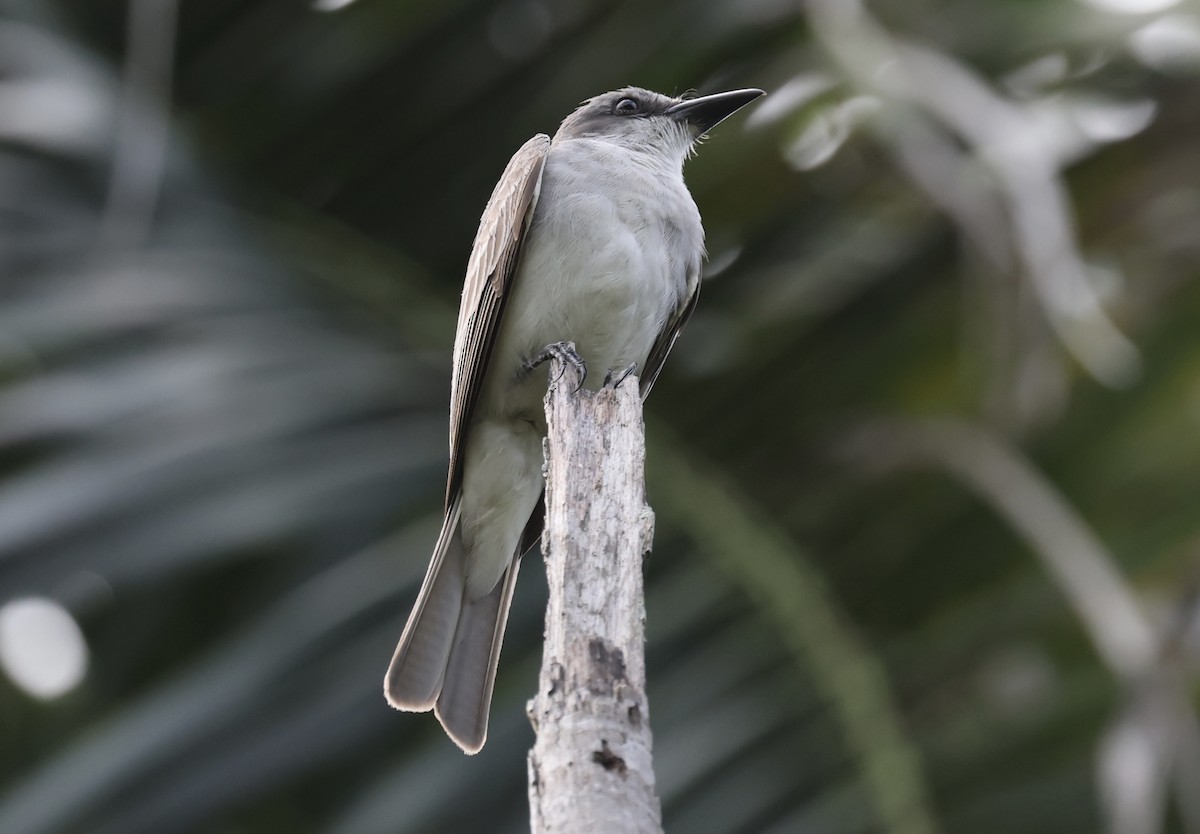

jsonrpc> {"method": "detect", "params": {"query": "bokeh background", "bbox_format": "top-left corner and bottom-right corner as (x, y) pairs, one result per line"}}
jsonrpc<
(2, 0), (1199, 832)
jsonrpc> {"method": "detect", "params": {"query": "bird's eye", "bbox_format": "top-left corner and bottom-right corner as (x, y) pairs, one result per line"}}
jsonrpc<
(614, 98), (640, 115)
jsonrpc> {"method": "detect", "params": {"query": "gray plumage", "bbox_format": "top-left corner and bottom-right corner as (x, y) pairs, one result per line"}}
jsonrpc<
(384, 86), (764, 753)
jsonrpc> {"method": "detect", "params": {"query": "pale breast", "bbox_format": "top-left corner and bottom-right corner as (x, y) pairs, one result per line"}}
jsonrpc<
(482, 139), (703, 421)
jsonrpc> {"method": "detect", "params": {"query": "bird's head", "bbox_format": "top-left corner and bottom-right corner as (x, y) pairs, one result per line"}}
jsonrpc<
(553, 86), (764, 163)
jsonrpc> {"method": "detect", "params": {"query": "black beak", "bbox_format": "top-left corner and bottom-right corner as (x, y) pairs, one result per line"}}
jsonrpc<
(666, 88), (765, 134)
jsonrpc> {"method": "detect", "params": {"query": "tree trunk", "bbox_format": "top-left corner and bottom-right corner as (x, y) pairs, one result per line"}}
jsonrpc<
(527, 354), (663, 834)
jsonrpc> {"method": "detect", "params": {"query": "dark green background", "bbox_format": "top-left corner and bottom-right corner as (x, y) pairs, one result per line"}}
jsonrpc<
(2, 0), (1199, 832)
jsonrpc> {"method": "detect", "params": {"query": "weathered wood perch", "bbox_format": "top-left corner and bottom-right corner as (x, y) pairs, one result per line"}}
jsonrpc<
(527, 351), (663, 834)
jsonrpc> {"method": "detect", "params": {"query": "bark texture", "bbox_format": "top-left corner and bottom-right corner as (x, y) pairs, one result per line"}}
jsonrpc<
(527, 356), (662, 834)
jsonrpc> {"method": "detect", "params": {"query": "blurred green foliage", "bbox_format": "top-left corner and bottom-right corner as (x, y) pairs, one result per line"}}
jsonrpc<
(1, 0), (1199, 832)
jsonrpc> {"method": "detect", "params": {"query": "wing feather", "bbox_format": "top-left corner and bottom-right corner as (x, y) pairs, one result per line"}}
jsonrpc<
(638, 272), (701, 400)
(446, 134), (551, 502)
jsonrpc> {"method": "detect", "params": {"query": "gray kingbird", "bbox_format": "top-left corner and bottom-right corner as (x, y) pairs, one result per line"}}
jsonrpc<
(384, 86), (764, 753)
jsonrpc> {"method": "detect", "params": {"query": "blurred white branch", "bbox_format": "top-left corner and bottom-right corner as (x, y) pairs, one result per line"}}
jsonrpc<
(1100, 661), (1200, 834)
(806, 0), (1142, 389)
(98, 0), (178, 250)
(841, 418), (1155, 676)
(840, 417), (1200, 834)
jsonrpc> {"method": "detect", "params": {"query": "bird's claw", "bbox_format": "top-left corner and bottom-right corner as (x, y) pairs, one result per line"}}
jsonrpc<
(602, 362), (638, 390)
(530, 341), (587, 393)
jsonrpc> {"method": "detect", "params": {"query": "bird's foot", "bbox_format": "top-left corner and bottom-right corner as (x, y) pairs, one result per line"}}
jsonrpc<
(602, 362), (638, 389)
(529, 341), (587, 393)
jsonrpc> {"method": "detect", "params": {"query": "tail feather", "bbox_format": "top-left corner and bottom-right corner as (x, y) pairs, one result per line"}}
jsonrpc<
(435, 558), (521, 753)
(385, 503), (465, 710)
(384, 499), (522, 754)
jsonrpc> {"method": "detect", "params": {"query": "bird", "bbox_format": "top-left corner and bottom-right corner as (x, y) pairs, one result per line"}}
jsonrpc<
(384, 85), (764, 753)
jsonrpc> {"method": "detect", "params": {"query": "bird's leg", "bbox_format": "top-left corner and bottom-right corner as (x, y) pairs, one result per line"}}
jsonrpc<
(527, 341), (587, 393)
(602, 362), (638, 389)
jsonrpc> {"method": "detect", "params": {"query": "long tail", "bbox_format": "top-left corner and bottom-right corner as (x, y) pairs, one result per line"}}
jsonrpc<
(384, 499), (521, 754)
